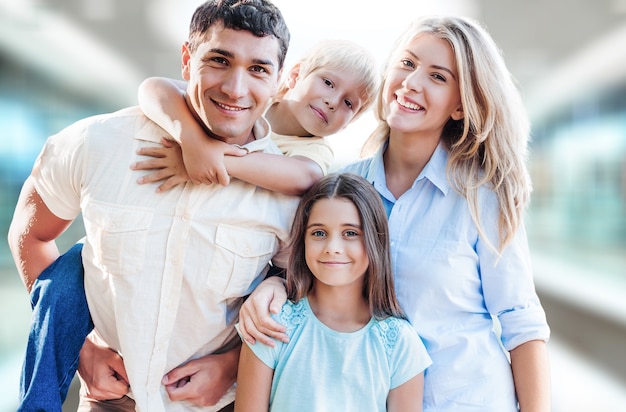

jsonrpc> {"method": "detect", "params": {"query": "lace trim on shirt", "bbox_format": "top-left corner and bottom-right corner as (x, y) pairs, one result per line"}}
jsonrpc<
(373, 317), (402, 359)
(277, 299), (309, 328)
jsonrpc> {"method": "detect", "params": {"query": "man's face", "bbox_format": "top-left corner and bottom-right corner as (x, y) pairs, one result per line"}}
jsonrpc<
(182, 24), (281, 145)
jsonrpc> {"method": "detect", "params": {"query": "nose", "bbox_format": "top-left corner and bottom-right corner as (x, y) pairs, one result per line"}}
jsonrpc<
(324, 234), (343, 254)
(323, 94), (339, 111)
(220, 68), (247, 99)
(401, 68), (424, 92)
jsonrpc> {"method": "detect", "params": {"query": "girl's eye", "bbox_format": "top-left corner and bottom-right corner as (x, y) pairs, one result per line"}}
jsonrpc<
(344, 229), (359, 237)
(311, 230), (326, 237)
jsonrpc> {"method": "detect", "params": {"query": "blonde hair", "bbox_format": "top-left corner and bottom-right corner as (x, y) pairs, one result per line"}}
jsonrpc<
(362, 16), (531, 252)
(277, 39), (379, 118)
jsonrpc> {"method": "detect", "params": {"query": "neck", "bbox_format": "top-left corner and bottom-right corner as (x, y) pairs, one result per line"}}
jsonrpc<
(383, 130), (440, 198)
(266, 101), (312, 137)
(307, 284), (371, 333)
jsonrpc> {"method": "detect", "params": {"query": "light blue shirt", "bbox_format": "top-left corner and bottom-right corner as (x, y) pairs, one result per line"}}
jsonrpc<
(341, 142), (550, 411)
(240, 298), (432, 411)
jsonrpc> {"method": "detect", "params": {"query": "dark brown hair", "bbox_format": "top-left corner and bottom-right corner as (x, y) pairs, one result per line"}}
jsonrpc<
(187, 0), (290, 69)
(287, 173), (406, 320)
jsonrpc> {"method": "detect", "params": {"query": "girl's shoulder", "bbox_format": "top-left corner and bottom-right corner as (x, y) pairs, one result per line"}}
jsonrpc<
(372, 316), (419, 357)
(275, 299), (311, 329)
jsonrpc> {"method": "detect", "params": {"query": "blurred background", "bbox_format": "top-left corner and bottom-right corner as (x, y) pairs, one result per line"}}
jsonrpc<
(1, 0), (625, 410)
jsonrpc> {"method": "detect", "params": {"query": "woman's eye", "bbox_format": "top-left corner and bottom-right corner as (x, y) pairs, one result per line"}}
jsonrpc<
(401, 58), (415, 68)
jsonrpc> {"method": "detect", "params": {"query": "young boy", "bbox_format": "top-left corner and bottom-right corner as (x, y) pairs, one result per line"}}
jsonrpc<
(133, 39), (379, 195)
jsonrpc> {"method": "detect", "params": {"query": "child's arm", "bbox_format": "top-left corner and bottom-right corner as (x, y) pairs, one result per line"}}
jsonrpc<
(510, 340), (551, 412)
(225, 154), (322, 196)
(234, 344), (273, 412)
(138, 77), (245, 186)
(137, 77), (324, 195)
(386, 373), (424, 412)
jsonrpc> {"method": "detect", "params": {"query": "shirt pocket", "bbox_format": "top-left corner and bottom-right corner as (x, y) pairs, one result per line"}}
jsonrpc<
(207, 224), (277, 298)
(83, 201), (153, 276)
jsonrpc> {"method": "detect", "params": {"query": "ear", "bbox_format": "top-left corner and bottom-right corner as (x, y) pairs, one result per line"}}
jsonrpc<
(181, 42), (192, 81)
(286, 63), (302, 89)
(450, 104), (464, 121)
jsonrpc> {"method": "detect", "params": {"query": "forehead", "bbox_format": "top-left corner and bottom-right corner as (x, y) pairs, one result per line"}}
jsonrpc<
(194, 24), (281, 66)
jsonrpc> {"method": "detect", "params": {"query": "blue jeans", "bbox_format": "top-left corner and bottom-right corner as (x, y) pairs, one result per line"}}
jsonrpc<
(18, 242), (94, 412)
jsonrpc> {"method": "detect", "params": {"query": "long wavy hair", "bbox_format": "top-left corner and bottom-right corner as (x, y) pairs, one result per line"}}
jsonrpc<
(286, 173), (406, 320)
(362, 16), (532, 253)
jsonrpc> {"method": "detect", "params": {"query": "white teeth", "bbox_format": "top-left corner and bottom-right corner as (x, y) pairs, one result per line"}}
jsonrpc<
(397, 97), (422, 111)
(216, 101), (244, 111)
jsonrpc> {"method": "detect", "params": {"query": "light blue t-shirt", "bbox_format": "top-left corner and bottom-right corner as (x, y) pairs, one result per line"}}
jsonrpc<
(341, 142), (551, 411)
(240, 297), (431, 411)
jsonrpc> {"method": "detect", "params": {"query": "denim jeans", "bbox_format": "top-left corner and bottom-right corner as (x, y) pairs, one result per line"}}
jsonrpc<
(18, 242), (94, 412)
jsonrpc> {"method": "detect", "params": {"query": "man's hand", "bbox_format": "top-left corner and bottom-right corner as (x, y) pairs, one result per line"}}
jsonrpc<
(163, 346), (239, 406)
(238, 276), (289, 346)
(77, 336), (129, 400)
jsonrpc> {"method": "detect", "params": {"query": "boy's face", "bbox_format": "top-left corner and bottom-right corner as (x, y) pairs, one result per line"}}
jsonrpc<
(182, 24), (281, 145)
(284, 66), (365, 137)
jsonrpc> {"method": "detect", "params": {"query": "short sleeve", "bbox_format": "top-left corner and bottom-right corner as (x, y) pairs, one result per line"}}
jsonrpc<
(389, 320), (432, 389)
(272, 133), (333, 175)
(31, 120), (87, 220)
(235, 322), (283, 370)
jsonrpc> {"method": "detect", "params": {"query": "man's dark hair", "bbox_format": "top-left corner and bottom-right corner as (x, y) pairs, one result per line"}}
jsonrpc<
(188, 0), (290, 69)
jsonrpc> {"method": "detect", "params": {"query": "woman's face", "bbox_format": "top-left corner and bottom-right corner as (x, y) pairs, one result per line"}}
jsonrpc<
(382, 33), (464, 137)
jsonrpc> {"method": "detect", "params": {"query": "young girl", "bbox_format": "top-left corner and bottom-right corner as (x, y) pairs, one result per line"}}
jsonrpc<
(239, 16), (552, 412)
(235, 173), (431, 412)
(133, 38), (378, 195)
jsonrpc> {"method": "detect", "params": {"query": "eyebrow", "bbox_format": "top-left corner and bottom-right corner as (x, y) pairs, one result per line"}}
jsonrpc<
(406, 50), (457, 81)
(210, 48), (276, 67)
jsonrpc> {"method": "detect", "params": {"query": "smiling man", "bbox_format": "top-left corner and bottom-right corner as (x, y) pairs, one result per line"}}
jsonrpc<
(8, 1), (295, 411)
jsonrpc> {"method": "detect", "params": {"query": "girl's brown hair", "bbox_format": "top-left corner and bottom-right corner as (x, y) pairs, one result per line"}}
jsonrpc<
(286, 173), (406, 320)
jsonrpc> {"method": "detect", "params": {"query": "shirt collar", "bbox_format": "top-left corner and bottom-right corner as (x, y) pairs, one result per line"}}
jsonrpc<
(369, 140), (451, 197)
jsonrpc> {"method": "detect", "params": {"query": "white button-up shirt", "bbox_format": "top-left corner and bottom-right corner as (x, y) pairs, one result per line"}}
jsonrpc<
(32, 106), (300, 411)
(342, 142), (550, 411)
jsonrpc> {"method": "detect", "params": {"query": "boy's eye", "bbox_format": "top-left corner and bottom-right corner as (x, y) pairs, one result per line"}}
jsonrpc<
(323, 78), (334, 88)
(344, 99), (354, 109)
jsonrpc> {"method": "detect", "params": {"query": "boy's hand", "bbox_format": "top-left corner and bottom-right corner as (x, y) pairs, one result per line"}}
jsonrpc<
(181, 136), (247, 186)
(133, 138), (190, 192)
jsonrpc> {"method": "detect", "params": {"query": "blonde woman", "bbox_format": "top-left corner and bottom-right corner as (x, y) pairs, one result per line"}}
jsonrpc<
(239, 16), (551, 412)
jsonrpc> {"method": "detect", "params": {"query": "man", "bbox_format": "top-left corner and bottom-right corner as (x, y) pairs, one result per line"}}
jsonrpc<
(7, 1), (294, 410)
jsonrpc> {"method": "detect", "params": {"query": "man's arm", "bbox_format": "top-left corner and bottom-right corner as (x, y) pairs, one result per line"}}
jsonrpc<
(8, 176), (73, 292)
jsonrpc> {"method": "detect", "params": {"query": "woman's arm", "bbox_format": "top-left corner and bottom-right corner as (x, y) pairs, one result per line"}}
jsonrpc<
(510, 339), (550, 412)
(387, 373), (424, 412)
(234, 344), (273, 412)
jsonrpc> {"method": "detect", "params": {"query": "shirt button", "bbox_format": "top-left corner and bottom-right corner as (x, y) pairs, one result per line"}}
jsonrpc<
(181, 214), (190, 221)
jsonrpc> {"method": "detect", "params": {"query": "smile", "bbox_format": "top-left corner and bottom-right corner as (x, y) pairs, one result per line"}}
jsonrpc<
(214, 100), (246, 112)
(396, 96), (423, 111)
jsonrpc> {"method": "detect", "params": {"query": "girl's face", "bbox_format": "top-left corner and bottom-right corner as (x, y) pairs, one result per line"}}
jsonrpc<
(284, 66), (365, 137)
(304, 197), (369, 289)
(382, 33), (464, 137)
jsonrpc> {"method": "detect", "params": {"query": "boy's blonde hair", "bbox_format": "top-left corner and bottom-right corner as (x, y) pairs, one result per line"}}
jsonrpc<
(277, 39), (379, 118)
(363, 16), (531, 253)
